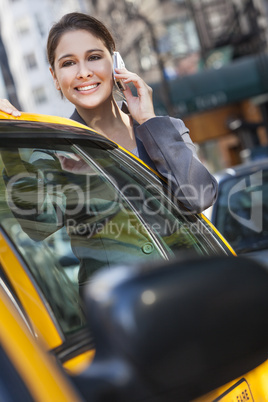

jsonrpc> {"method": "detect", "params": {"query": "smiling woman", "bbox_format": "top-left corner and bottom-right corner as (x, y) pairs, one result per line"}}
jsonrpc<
(0, 12), (218, 214)
(49, 30), (115, 114)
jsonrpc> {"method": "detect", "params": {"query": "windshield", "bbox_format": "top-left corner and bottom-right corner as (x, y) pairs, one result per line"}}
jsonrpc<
(0, 136), (226, 338)
(214, 169), (268, 253)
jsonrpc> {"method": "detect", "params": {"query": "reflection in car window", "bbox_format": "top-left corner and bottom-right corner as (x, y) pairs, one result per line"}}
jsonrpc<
(79, 145), (219, 257)
(215, 170), (268, 253)
(0, 138), (225, 336)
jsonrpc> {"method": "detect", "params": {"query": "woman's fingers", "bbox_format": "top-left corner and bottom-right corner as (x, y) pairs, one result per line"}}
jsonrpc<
(114, 69), (144, 89)
(0, 99), (21, 117)
(115, 69), (156, 125)
(114, 69), (153, 101)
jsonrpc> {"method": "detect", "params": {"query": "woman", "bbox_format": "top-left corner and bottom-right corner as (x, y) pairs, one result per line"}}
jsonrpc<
(0, 12), (217, 213)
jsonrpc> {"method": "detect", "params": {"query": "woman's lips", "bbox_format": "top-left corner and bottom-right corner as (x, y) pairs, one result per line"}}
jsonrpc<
(76, 83), (99, 91)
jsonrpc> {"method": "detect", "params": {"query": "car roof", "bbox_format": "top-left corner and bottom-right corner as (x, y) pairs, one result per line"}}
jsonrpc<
(0, 110), (95, 131)
(0, 111), (158, 173)
(215, 157), (268, 183)
(0, 111), (114, 143)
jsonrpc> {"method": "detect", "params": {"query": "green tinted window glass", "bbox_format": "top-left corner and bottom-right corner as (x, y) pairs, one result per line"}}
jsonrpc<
(215, 170), (268, 253)
(0, 138), (225, 337)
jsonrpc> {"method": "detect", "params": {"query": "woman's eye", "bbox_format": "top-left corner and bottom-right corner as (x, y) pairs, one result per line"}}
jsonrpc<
(62, 61), (75, 67)
(89, 55), (101, 61)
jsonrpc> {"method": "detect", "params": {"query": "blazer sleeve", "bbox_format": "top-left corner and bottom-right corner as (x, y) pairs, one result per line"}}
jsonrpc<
(135, 116), (218, 213)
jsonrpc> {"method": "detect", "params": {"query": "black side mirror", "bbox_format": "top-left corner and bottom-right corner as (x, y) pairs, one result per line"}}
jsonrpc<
(76, 255), (268, 402)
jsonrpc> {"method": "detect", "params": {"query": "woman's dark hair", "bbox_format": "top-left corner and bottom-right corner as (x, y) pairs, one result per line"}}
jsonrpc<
(47, 12), (116, 70)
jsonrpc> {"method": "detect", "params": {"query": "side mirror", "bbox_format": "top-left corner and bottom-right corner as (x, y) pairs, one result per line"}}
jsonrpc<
(77, 255), (268, 401)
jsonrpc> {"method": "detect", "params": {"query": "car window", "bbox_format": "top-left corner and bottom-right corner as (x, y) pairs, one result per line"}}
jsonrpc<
(0, 137), (227, 338)
(214, 170), (268, 253)
(80, 145), (224, 257)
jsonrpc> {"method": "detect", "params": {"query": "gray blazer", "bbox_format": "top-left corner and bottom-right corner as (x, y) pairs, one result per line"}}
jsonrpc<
(70, 107), (218, 213)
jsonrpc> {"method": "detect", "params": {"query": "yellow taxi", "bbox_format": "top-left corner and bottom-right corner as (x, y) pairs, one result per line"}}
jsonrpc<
(3, 111), (265, 401)
(0, 283), (82, 401)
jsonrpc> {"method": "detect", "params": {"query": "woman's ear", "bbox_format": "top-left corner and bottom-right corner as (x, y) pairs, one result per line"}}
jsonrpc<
(49, 67), (61, 91)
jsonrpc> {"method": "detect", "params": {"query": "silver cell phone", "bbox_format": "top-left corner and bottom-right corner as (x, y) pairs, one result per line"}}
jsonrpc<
(113, 51), (126, 91)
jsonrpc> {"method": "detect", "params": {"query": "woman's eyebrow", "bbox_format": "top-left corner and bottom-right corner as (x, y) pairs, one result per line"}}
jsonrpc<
(58, 49), (104, 62)
(58, 54), (74, 61)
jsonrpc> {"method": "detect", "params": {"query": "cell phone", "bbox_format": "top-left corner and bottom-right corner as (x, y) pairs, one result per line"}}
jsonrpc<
(113, 51), (126, 91)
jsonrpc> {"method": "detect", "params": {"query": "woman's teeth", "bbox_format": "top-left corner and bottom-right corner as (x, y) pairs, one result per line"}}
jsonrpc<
(77, 84), (98, 91)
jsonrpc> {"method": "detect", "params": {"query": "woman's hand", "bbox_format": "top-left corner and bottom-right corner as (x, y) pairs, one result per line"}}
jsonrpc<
(0, 99), (21, 117)
(114, 68), (156, 125)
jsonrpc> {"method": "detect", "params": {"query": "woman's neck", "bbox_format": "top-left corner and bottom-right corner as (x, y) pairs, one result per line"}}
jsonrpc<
(76, 97), (127, 136)
(75, 97), (136, 151)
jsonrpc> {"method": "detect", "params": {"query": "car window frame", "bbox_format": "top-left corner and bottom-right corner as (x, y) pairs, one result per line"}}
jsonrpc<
(0, 226), (95, 362)
(0, 130), (234, 259)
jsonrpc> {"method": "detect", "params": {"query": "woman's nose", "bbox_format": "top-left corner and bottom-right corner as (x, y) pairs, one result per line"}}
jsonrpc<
(77, 63), (93, 78)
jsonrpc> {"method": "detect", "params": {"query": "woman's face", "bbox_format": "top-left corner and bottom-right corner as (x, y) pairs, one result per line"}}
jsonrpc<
(51, 29), (114, 111)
